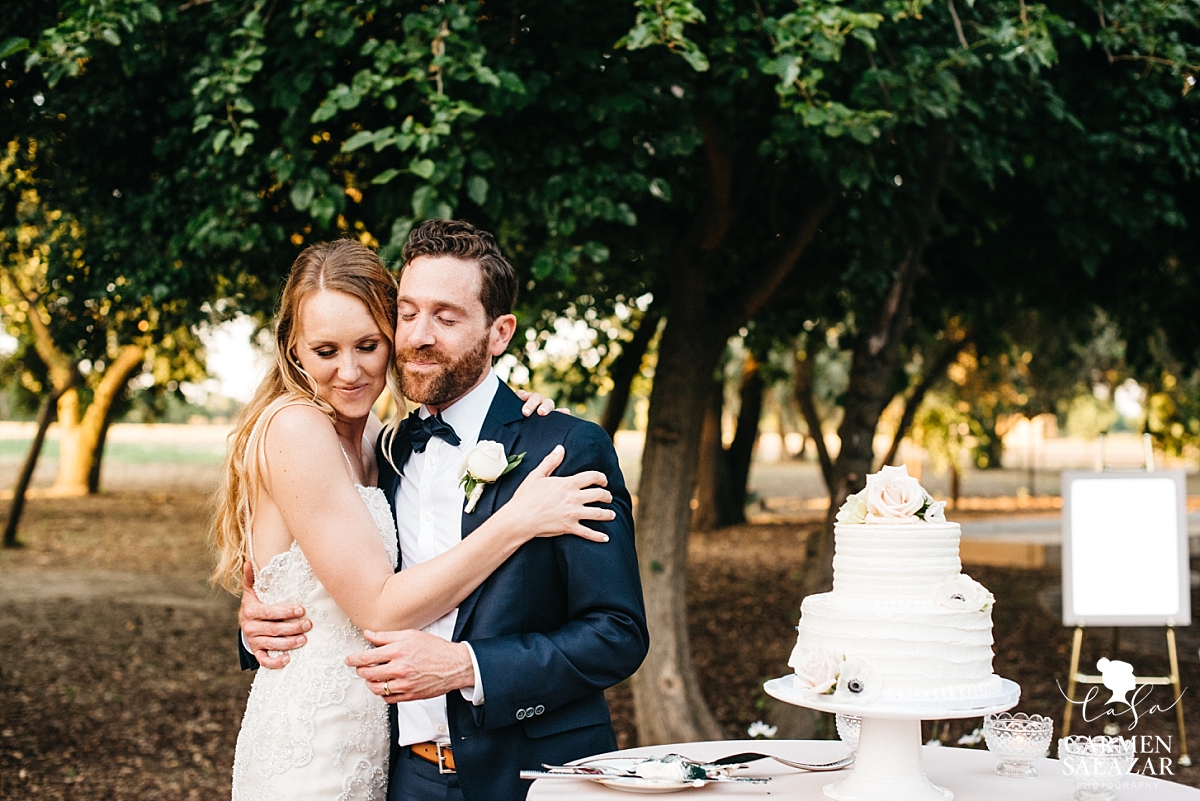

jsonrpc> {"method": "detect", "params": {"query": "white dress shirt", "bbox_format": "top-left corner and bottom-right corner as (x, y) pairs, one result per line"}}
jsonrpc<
(393, 370), (498, 746)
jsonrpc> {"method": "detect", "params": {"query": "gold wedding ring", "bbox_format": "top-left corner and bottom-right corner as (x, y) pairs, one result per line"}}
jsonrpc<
(383, 681), (391, 696)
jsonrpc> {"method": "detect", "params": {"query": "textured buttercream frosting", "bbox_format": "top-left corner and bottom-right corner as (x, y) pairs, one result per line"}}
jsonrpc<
(790, 478), (1000, 703)
(831, 521), (963, 603)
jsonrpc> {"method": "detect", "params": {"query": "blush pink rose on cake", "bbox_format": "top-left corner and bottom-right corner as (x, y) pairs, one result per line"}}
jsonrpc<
(837, 464), (944, 524)
(865, 465), (925, 522)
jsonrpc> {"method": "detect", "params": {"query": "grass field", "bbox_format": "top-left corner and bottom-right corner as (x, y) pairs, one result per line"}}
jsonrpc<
(6, 424), (1194, 502)
(0, 439), (226, 464)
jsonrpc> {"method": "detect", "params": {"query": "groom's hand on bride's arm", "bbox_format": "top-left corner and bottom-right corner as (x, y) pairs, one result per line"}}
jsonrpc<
(239, 562), (311, 669)
(347, 629), (475, 704)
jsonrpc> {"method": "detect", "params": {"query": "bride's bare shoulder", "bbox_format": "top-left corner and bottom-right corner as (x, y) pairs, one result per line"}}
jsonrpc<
(260, 402), (337, 452)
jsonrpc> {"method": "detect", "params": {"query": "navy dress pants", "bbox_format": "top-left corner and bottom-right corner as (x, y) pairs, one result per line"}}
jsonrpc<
(387, 746), (466, 801)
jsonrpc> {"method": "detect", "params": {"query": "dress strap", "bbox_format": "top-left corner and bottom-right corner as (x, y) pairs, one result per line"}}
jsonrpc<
(338, 443), (359, 484)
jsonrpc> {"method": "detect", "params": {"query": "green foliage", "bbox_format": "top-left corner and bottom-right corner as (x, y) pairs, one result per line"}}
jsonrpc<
(8, 0), (1200, 427)
(1062, 392), (1120, 439)
(24, 0), (161, 87)
(618, 0), (710, 72)
(765, 3), (887, 143)
(1093, 0), (1200, 96)
(0, 342), (48, 419)
(910, 391), (978, 472)
(1149, 372), (1200, 457)
(189, 3), (266, 157)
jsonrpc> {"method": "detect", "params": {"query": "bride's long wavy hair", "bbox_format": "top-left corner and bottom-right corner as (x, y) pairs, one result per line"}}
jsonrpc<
(210, 239), (399, 594)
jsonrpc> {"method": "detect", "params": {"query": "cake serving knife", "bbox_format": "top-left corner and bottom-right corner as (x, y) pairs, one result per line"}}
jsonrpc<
(697, 751), (855, 771)
(519, 769), (770, 784)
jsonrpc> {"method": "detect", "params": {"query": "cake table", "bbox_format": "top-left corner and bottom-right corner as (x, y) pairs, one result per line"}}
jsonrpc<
(764, 674), (1021, 801)
(524, 739), (1200, 800)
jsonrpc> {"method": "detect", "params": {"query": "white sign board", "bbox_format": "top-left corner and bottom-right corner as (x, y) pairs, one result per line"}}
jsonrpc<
(1062, 470), (1190, 627)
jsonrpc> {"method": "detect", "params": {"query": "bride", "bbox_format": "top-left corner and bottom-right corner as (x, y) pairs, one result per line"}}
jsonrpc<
(210, 239), (613, 800)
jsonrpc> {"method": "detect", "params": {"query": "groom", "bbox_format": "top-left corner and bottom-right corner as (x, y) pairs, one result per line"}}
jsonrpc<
(240, 219), (648, 801)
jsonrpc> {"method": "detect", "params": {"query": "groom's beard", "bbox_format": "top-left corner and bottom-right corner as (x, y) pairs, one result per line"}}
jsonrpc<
(396, 331), (492, 408)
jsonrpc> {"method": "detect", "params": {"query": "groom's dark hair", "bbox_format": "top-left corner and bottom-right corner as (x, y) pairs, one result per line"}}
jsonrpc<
(401, 219), (518, 322)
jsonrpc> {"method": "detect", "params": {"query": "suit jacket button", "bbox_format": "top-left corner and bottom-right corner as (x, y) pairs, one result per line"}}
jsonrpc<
(534, 705), (545, 715)
(526, 707), (535, 718)
(516, 709), (526, 720)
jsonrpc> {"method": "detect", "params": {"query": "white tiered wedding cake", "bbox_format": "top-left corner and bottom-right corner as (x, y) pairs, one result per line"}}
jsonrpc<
(788, 466), (1001, 705)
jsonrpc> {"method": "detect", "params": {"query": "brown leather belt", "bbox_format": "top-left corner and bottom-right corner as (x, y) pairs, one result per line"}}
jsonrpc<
(410, 741), (456, 774)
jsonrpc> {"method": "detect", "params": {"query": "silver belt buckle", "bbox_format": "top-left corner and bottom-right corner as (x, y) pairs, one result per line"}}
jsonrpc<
(436, 742), (455, 774)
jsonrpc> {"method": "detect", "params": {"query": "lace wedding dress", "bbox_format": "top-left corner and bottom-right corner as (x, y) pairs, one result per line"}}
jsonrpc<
(231, 483), (398, 801)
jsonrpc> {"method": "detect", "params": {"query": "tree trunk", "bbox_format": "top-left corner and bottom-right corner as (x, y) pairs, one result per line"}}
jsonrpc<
(793, 348), (833, 493)
(804, 131), (955, 598)
(881, 333), (971, 468)
(4, 384), (67, 548)
(693, 355), (766, 529)
(776, 397), (806, 459)
(629, 116), (835, 742)
(629, 116), (740, 745)
(723, 355), (763, 524)
(87, 387), (127, 494)
(52, 345), (145, 495)
(601, 306), (662, 440)
(631, 307), (727, 744)
(692, 376), (727, 532)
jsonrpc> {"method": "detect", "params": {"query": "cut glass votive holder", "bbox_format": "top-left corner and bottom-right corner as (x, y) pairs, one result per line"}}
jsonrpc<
(1058, 735), (1138, 801)
(835, 713), (860, 752)
(983, 712), (1053, 777)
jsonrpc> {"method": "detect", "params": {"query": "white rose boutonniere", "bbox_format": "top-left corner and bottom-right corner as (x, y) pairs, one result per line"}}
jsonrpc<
(789, 645), (842, 695)
(934, 574), (995, 612)
(458, 441), (525, 513)
(864, 465), (925, 523)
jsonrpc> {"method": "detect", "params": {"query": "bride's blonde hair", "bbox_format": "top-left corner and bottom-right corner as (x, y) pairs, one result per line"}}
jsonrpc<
(210, 239), (398, 593)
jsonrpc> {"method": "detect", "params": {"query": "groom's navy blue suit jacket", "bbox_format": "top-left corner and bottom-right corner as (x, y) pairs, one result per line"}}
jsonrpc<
(377, 382), (648, 801)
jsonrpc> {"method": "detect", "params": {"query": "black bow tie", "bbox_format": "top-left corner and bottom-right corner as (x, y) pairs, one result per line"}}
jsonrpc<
(400, 410), (461, 453)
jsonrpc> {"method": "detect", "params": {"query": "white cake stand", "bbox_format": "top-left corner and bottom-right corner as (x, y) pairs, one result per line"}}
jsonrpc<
(764, 675), (1020, 801)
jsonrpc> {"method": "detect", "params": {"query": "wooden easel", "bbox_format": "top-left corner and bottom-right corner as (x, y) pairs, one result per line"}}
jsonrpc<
(1060, 434), (1191, 766)
(1061, 625), (1190, 765)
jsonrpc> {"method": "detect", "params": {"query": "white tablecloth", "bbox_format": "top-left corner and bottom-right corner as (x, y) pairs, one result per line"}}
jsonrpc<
(526, 739), (1200, 800)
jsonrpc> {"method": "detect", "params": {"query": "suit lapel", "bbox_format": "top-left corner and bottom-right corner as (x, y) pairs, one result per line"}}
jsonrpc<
(453, 382), (525, 640)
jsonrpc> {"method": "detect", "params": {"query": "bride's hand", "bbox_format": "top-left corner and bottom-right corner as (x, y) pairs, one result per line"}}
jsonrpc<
(497, 445), (613, 542)
(513, 388), (570, 417)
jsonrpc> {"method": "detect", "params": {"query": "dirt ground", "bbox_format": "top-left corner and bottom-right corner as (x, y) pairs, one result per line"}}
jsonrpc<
(2, 492), (1199, 798)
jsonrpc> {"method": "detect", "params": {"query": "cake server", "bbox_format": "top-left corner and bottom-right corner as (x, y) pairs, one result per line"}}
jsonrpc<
(684, 752), (855, 771)
(520, 769), (769, 784)
(536, 764), (636, 777)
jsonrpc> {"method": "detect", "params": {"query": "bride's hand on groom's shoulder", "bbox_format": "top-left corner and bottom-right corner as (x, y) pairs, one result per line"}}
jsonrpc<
(501, 446), (614, 542)
(513, 389), (570, 417)
(239, 561), (312, 669)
